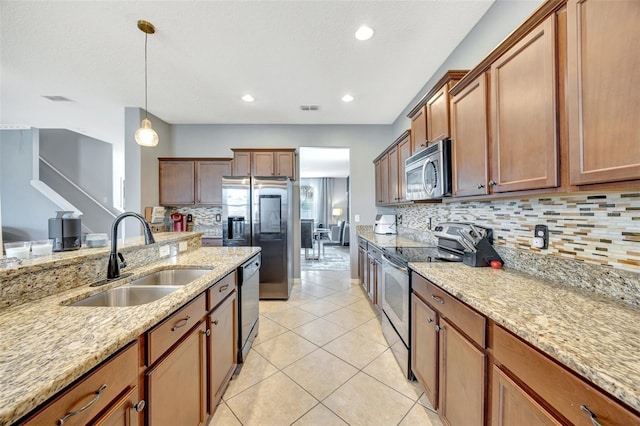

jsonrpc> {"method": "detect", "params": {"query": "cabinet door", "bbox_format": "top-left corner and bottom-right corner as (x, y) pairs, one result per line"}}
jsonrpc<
(388, 147), (399, 204)
(410, 106), (428, 152)
(374, 160), (383, 206)
(427, 85), (450, 142)
(251, 152), (275, 176)
(490, 15), (558, 193)
(274, 151), (295, 180)
(146, 322), (207, 426)
(491, 366), (561, 426)
(451, 74), (490, 197)
(159, 160), (195, 206)
(209, 293), (237, 411)
(439, 318), (486, 426)
(567, 0), (640, 185)
(411, 294), (438, 410)
(196, 160), (231, 205)
(379, 155), (390, 204)
(358, 245), (368, 288)
(232, 152), (251, 176)
(397, 135), (412, 202)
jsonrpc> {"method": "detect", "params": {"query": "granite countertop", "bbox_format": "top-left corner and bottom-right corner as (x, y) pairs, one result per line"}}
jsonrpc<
(0, 246), (260, 425)
(356, 229), (427, 248)
(409, 262), (640, 412)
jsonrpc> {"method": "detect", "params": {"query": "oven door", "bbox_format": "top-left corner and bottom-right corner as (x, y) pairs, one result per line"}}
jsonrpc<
(380, 253), (410, 345)
(405, 158), (427, 201)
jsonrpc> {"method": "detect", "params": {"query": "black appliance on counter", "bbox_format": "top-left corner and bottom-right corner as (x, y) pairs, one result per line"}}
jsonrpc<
(379, 222), (492, 379)
(48, 213), (82, 252)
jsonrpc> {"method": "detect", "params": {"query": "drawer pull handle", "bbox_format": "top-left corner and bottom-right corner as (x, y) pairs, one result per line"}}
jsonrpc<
(57, 384), (107, 425)
(219, 284), (229, 292)
(435, 325), (442, 332)
(203, 328), (211, 336)
(431, 295), (444, 304)
(133, 399), (146, 413)
(426, 318), (434, 324)
(171, 316), (191, 331)
(580, 405), (603, 426)
(213, 319), (219, 325)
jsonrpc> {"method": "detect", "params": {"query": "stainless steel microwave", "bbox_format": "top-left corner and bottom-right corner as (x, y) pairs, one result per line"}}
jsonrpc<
(404, 137), (452, 200)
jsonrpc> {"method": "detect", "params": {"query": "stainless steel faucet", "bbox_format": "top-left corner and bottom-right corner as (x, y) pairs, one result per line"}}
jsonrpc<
(107, 212), (156, 279)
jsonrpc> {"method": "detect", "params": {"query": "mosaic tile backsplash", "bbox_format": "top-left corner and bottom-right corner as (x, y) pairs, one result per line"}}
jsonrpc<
(395, 192), (640, 274)
(174, 206), (223, 238)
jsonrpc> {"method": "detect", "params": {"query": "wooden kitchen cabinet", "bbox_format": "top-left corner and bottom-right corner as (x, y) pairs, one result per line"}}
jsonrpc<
(411, 294), (439, 410)
(196, 160), (231, 205)
(208, 291), (237, 410)
(490, 14), (558, 193)
(378, 155), (390, 205)
(22, 342), (140, 426)
(439, 317), (486, 426)
(159, 158), (232, 206)
(388, 145), (399, 204)
(159, 160), (196, 206)
(93, 386), (142, 426)
(146, 321), (207, 426)
(397, 132), (412, 203)
(491, 365), (561, 426)
(450, 73), (490, 197)
(358, 238), (368, 290)
(409, 105), (428, 153)
(231, 148), (296, 180)
(567, 0), (640, 185)
(373, 130), (411, 206)
(411, 272), (487, 425)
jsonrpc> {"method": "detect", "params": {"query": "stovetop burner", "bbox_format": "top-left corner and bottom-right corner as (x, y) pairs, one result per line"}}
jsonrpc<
(383, 246), (463, 265)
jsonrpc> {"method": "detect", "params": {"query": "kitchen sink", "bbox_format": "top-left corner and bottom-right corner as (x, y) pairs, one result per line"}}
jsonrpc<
(69, 285), (180, 307)
(127, 268), (212, 286)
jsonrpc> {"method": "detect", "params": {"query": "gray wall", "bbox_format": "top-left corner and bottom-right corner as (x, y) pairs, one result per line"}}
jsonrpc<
(1, 129), (60, 242)
(391, 0), (544, 136)
(124, 108), (173, 238)
(39, 129), (113, 206)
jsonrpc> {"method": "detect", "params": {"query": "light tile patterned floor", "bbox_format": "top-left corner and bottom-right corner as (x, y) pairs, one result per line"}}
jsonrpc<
(210, 269), (442, 426)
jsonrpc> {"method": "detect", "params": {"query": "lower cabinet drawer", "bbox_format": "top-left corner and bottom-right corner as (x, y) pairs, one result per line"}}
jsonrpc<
(492, 324), (640, 425)
(147, 293), (206, 365)
(207, 271), (236, 311)
(412, 272), (486, 347)
(23, 341), (138, 426)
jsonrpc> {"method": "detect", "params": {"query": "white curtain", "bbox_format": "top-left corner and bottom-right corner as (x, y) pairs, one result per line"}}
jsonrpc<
(300, 178), (334, 227)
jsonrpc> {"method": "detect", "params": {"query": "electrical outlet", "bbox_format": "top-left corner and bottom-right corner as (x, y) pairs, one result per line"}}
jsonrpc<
(355, 214), (360, 223)
(179, 241), (188, 252)
(533, 224), (549, 249)
(159, 245), (170, 257)
(396, 214), (403, 225)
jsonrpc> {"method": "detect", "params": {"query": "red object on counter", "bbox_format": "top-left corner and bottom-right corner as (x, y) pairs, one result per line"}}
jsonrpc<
(490, 260), (503, 269)
(171, 213), (186, 232)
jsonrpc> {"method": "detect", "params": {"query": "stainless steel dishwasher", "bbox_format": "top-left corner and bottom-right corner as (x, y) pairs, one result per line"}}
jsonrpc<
(238, 254), (260, 363)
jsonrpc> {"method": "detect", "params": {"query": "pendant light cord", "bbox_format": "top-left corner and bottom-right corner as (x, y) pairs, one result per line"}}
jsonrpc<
(144, 32), (149, 120)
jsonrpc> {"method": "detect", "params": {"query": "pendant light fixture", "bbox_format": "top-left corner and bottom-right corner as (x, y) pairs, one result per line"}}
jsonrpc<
(134, 20), (159, 147)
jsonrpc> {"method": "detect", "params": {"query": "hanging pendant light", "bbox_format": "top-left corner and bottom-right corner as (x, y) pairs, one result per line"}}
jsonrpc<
(134, 20), (159, 147)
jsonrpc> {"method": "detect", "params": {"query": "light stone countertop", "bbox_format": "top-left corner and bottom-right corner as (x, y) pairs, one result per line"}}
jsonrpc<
(409, 262), (640, 413)
(0, 246), (260, 425)
(356, 230), (426, 248)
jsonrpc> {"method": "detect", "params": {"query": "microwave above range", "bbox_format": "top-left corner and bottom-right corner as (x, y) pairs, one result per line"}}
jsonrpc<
(405, 137), (452, 201)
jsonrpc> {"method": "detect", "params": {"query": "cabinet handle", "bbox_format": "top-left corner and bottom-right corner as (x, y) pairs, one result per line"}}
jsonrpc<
(426, 318), (434, 324)
(435, 325), (442, 332)
(580, 405), (603, 426)
(477, 184), (485, 189)
(218, 284), (229, 292)
(171, 315), (191, 331)
(488, 180), (497, 186)
(133, 400), (146, 413)
(213, 319), (219, 325)
(203, 328), (211, 336)
(57, 384), (107, 425)
(431, 294), (444, 304)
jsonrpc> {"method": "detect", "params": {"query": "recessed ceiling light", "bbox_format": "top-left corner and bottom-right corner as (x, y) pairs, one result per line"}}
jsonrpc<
(42, 95), (73, 102)
(342, 94), (354, 103)
(355, 26), (374, 41)
(242, 94), (254, 103)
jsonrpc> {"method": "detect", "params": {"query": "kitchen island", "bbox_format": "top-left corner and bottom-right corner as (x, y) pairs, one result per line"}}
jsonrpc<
(0, 240), (259, 425)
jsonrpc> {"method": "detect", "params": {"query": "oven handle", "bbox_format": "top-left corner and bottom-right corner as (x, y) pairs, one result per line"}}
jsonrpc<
(382, 254), (408, 273)
(421, 159), (430, 195)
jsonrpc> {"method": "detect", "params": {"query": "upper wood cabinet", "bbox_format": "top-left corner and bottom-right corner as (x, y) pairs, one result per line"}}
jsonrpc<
(567, 0), (640, 185)
(159, 158), (232, 206)
(407, 71), (467, 152)
(231, 149), (296, 180)
(490, 14), (558, 193)
(373, 130), (411, 206)
(451, 73), (490, 197)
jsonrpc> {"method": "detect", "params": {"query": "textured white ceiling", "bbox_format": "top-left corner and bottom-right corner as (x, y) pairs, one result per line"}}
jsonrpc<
(1, 1), (495, 144)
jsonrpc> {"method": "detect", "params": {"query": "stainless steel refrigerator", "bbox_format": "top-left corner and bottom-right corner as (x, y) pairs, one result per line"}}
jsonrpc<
(222, 176), (293, 299)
